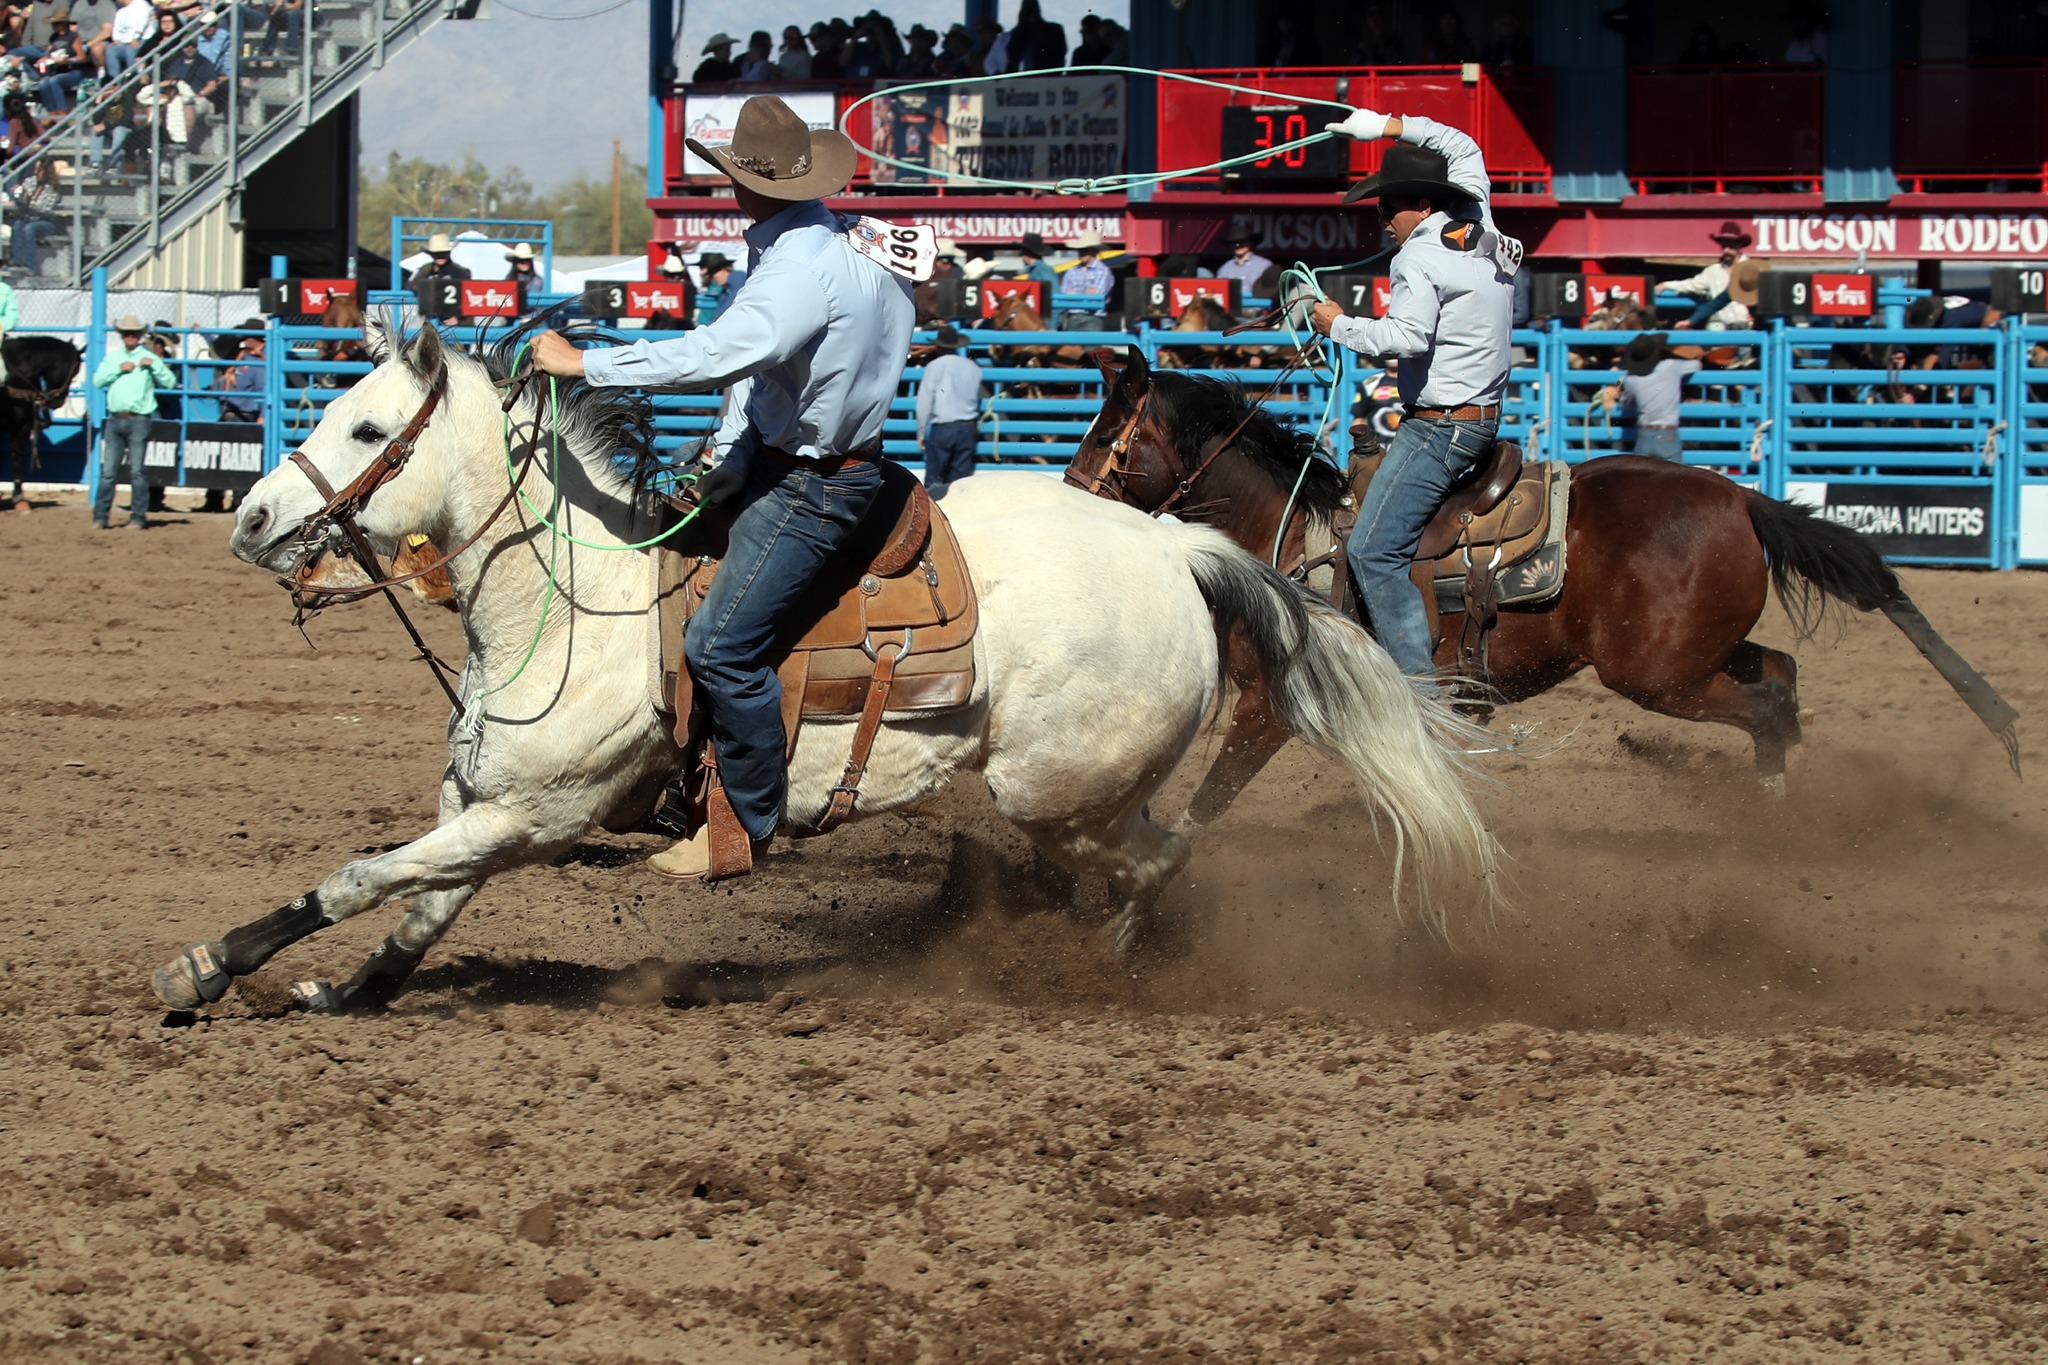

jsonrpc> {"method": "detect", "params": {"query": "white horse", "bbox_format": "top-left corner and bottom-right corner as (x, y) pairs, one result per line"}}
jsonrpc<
(152, 321), (1502, 1013)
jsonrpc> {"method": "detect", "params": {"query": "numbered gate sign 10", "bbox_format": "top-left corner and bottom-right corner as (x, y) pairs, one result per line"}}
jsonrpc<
(1991, 265), (2048, 313)
(1531, 274), (1588, 318)
(1322, 275), (1391, 317)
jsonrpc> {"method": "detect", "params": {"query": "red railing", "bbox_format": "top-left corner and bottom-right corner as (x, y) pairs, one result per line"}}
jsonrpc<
(1628, 64), (1822, 194)
(1896, 61), (2048, 192)
(1152, 66), (1552, 194)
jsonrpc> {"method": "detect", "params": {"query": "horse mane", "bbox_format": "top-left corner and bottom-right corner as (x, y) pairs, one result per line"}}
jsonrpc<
(466, 318), (663, 503)
(1147, 370), (1347, 516)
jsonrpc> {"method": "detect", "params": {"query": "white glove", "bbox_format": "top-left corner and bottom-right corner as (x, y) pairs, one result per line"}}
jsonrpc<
(1324, 107), (1390, 142)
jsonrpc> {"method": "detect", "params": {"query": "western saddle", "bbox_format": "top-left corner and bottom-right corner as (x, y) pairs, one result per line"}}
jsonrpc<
(1335, 430), (1567, 680)
(654, 460), (979, 879)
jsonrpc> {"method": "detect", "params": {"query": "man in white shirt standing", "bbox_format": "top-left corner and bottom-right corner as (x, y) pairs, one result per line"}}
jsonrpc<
(1308, 105), (1519, 683)
(915, 324), (982, 498)
(1663, 221), (1753, 330)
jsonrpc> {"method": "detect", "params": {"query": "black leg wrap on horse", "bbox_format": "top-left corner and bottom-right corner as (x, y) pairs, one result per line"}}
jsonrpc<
(341, 934), (427, 1012)
(220, 891), (329, 975)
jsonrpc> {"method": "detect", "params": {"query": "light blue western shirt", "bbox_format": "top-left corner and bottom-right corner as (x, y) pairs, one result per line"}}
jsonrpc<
(1328, 115), (1519, 410)
(1061, 258), (1115, 312)
(915, 350), (982, 444)
(584, 200), (913, 465)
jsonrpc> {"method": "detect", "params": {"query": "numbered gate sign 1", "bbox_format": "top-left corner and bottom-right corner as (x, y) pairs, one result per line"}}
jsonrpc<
(460, 280), (524, 318)
(1322, 275), (1390, 317)
(1531, 274), (1588, 318)
(1755, 271), (1814, 318)
(1991, 265), (2048, 313)
(415, 278), (463, 319)
(979, 279), (1044, 319)
(258, 278), (295, 315)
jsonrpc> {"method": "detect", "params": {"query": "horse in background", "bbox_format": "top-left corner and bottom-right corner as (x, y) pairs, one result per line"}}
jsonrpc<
(2, 334), (81, 511)
(315, 292), (370, 381)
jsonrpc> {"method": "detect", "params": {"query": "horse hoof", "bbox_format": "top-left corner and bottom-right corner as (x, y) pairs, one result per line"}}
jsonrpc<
(288, 980), (345, 1013)
(151, 942), (231, 1009)
(1102, 907), (1146, 959)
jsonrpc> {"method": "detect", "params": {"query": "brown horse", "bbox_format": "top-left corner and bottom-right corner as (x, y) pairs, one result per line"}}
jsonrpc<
(1065, 345), (2018, 821)
(316, 292), (370, 378)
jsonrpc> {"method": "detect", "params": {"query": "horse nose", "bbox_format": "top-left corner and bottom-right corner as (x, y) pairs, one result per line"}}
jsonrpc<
(231, 500), (271, 561)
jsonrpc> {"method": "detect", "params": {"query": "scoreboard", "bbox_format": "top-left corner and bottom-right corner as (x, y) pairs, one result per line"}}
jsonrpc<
(1220, 104), (1350, 183)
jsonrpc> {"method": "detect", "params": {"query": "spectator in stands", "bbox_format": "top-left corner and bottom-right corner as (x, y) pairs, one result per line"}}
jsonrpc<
(32, 11), (86, 113)
(916, 324), (981, 498)
(806, 21), (841, 79)
(1070, 14), (1105, 66)
(193, 8), (227, 70)
(97, 0), (149, 77)
(89, 74), (137, 170)
(5, 157), (60, 275)
(899, 24), (936, 78)
(505, 241), (540, 288)
(163, 36), (224, 116)
(1017, 232), (1057, 291)
(738, 29), (775, 82)
(936, 23), (973, 75)
(693, 32), (739, 83)
(1424, 9), (1477, 62)
(1006, 0), (1065, 71)
(1057, 231), (1114, 330)
(1214, 223), (1273, 293)
(91, 313), (173, 530)
(775, 25), (809, 79)
(1100, 19), (1128, 65)
(1905, 294), (2002, 396)
(693, 250), (742, 325)
(219, 325), (264, 423)
(1784, 4), (1827, 63)
(1266, 12), (1319, 68)
(408, 231), (470, 290)
(134, 8), (178, 65)
(1350, 7), (1402, 63)
(244, 0), (304, 58)
(1664, 221), (1754, 329)
(970, 14), (1002, 73)
(4, 3), (29, 48)
(840, 14), (891, 79)
(1599, 333), (1699, 462)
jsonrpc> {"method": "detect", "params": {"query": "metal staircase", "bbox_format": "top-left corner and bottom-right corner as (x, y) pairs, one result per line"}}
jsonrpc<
(5, 0), (461, 288)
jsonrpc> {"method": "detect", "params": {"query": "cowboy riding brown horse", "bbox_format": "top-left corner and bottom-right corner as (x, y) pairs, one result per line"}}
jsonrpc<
(1065, 345), (2019, 821)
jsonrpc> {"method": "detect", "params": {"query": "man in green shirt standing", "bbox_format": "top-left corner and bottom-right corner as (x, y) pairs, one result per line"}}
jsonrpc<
(91, 313), (173, 529)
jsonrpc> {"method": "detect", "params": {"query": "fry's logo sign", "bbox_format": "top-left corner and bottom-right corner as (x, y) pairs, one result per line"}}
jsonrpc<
(1810, 273), (1872, 316)
(460, 282), (522, 317)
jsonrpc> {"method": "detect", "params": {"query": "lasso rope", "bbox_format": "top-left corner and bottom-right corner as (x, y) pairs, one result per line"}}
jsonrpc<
(838, 66), (1340, 196)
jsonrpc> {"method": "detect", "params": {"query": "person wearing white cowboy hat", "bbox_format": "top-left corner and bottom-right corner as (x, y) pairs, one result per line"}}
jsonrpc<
(1057, 230), (1115, 331)
(407, 230), (470, 290)
(1662, 220), (1754, 330)
(1307, 102), (1521, 687)
(90, 313), (175, 530)
(693, 31), (741, 82)
(530, 93), (921, 883)
(504, 240), (540, 283)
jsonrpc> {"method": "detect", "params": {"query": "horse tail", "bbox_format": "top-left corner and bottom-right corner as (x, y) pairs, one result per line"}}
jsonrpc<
(1747, 492), (2021, 772)
(1172, 524), (1503, 933)
(1744, 491), (1903, 640)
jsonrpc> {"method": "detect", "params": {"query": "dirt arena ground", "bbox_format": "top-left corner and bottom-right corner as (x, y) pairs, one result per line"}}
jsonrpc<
(3, 491), (2047, 1363)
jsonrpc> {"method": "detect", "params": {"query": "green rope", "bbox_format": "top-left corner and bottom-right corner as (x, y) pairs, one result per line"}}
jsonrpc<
(838, 66), (1341, 196)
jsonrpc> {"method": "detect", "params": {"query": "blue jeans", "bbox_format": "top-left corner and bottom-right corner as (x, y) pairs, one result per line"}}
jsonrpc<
(921, 420), (977, 498)
(1057, 310), (1111, 331)
(1347, 414), (1498, 678)
(92, 412), (153, 526)
(684, 453), (882, 841)
(102, 43), (137, 77)
(1634, 426), (1682, 461)
(36, 67), (82, 112)
(11, 217), (56, 273)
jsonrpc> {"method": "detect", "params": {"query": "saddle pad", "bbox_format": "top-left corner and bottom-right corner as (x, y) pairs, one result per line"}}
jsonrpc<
(1417, 460), (1552, 566)
(1431, 461), (1570, 612)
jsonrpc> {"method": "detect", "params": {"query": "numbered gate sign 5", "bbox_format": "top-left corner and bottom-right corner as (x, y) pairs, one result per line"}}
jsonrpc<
(1991, 265), (2048, 313)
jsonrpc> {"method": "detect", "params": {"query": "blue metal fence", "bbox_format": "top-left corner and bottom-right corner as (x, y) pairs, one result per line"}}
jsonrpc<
(67, 269), (2048, 568)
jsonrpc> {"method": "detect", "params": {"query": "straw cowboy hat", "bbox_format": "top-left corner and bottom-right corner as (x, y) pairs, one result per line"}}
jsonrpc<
(115, 314), (145, 332)
(1709, 220), (1753, 249)
(1342, 142), (1476, 205)
(701, 31), (738, 52)
(962, 258), (995, 281)
(1068, 230), (1105, 253)
(1620, 332), (1670, 377)
(934, 237), (961, 259)
(685, 94), (856, 201)
(659, 255), (686, 276)
(931, 324), (968, 350)
(505, 242), (537, 261)
(425, 232), (454, 253)
(1728, 259), (1763, 307)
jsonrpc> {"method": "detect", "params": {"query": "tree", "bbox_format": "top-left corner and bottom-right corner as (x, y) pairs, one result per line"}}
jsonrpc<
(358, 153), (653, 258)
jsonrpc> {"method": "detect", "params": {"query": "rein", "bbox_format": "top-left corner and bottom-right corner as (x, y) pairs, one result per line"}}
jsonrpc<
(1153, 357), (1307, 518)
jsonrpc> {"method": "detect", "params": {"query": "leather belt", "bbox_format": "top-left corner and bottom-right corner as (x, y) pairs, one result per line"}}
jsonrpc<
(1403, 403), (1501, 422)
(763, 445), (881, 476)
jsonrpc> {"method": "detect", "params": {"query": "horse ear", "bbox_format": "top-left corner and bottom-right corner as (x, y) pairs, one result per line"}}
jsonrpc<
(1092, 347), (1127, 388)
(363, 317), (394, 364)
(1118, 342), (1149, 396)
(404, 322), (447, 386)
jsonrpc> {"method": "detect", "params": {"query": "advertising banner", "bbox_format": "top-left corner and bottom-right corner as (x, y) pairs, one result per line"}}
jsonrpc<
(679, 90), (838, 179)
(143, 422), (265, 492)
(868, 75), (1125, 187)
(1785, 482), (1992, 561)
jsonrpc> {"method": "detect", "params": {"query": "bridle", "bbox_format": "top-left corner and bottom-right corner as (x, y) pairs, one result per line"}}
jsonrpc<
(1062, 380), (1152, 499)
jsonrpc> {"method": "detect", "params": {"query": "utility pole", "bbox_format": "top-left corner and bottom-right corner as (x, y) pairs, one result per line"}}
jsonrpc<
(610, 137), (622, 256)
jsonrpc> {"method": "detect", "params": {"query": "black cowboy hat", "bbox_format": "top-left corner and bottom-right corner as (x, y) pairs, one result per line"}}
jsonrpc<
(1221, 222), (1259, 246)
(1341, 142), (1476, 205)
(697, 251), (734, 274)
(1019, 231), (1048, 258)
(1621, 332), (1670, 377)
(1709, 220), (1753, 248)
(686, 94), (857, 202)
(931, 324), (967, 350)
(1905, 295), (1946, 327)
